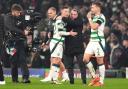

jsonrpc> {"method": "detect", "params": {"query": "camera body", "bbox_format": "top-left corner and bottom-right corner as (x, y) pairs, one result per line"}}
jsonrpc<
(15, 9), (42, 35)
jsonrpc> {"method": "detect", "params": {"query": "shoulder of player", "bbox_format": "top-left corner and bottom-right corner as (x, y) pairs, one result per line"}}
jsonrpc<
(56, 15), (62, 20)
(96, 14), (106, 23)
(99, 14), (106, 20)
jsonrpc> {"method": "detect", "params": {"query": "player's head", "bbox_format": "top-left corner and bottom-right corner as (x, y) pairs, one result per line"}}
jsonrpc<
(60, 6), (70, 17)
(90, 2), (103, 15)
(11, 4), (23, 17)
(47, 7), (57, 19)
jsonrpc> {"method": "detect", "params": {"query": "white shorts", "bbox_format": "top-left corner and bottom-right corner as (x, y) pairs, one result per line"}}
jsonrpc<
(50, 41), (63, 59)
(84, 41), (105, 57)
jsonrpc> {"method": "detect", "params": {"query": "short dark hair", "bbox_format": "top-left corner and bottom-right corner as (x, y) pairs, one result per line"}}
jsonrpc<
(72, 8), (79, 13)
(11, 4), (23, 12)
(48, 7), (56, 12)
(92, 1), (103, 10)
(61, 6), (69, 10)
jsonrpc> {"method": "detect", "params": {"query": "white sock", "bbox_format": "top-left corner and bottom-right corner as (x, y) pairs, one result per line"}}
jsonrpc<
(99, 64), (105, 84)
(47, 69), (53, 79)
(62, 70), (69, 79)
(52, 64), (60, 81)
(86, 61), (96, 78)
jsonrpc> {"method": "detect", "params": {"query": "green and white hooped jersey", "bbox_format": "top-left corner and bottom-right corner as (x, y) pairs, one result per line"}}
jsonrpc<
(90, 14), (106, 42)
(51, 19), (70, 44)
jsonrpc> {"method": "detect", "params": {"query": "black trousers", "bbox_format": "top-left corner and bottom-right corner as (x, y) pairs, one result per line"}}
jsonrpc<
(0, 62), (4, 81)
(0, 43), (4, 81)
(63, 53), (86, 84)
(9, 39), (29, 81)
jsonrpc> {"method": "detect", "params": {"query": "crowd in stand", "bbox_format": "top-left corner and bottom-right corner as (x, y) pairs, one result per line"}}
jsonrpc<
(0, 0), (128, 69)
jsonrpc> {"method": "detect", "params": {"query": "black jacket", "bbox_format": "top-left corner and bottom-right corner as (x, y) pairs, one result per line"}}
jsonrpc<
(119, 47), (128, 68)
(63, 17), (84, 55)
(0, 15), (4, 45)
(4, 13), (25, 39)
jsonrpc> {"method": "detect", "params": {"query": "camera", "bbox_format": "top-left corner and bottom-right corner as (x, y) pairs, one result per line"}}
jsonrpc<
(15, 8), (42, 35)
(24, 9), (42, 34)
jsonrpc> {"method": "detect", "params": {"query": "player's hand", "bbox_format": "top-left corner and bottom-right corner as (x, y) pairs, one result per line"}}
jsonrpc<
(87, 11), (92, 19)
(48, 32), (51, 38)
(69, 30), (77, 36)
(56, 16), (62, 20)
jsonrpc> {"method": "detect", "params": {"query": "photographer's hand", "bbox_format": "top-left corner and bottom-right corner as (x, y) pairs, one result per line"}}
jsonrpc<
(24, 26), (31, 35)
(24, 30), (29, 35)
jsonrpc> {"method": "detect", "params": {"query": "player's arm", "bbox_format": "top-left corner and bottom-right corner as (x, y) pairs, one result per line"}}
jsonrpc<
(87, 12), (103, 30)
(59, 30), (77, 36)
(56, 20), (77, 36)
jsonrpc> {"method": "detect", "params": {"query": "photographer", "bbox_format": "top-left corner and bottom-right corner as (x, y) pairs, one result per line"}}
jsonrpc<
(0, 11), (5, 85)
(4, 4), (30, 83)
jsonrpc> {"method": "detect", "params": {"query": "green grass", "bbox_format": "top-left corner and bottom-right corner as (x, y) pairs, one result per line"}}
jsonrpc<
(0, 78), (128, 89)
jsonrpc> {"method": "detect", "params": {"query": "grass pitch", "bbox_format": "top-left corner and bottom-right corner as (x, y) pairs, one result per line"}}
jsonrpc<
(0, 78), (128, 89)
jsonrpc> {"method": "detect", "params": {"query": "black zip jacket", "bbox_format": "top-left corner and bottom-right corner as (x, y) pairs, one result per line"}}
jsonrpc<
(63, 16), (84, 55)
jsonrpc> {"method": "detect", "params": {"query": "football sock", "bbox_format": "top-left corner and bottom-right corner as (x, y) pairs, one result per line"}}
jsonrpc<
(52, 64), (60, 81)
(86, 61), (96, 78)
(62, 70), (69, 79)
(98, 64), (105, 84)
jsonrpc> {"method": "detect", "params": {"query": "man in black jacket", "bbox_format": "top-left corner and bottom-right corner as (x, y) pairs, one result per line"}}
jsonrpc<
(4, 4), (30, 83)
(63, 9), (86, 84)
(0, 11), (5, 85)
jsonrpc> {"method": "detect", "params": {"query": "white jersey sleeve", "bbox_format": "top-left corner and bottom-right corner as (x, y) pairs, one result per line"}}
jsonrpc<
(54, 19), (70, 36)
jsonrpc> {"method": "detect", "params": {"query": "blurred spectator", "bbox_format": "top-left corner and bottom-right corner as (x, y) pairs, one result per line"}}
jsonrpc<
(109, 40), (123, 69)
(122, 33), (128, 49)
(119, 34), (128, 67)
(21, 0), (31, 10)
(40, 0), (50, 18)
(0, 9), (5, 85)
(106, 32), (119, 44)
